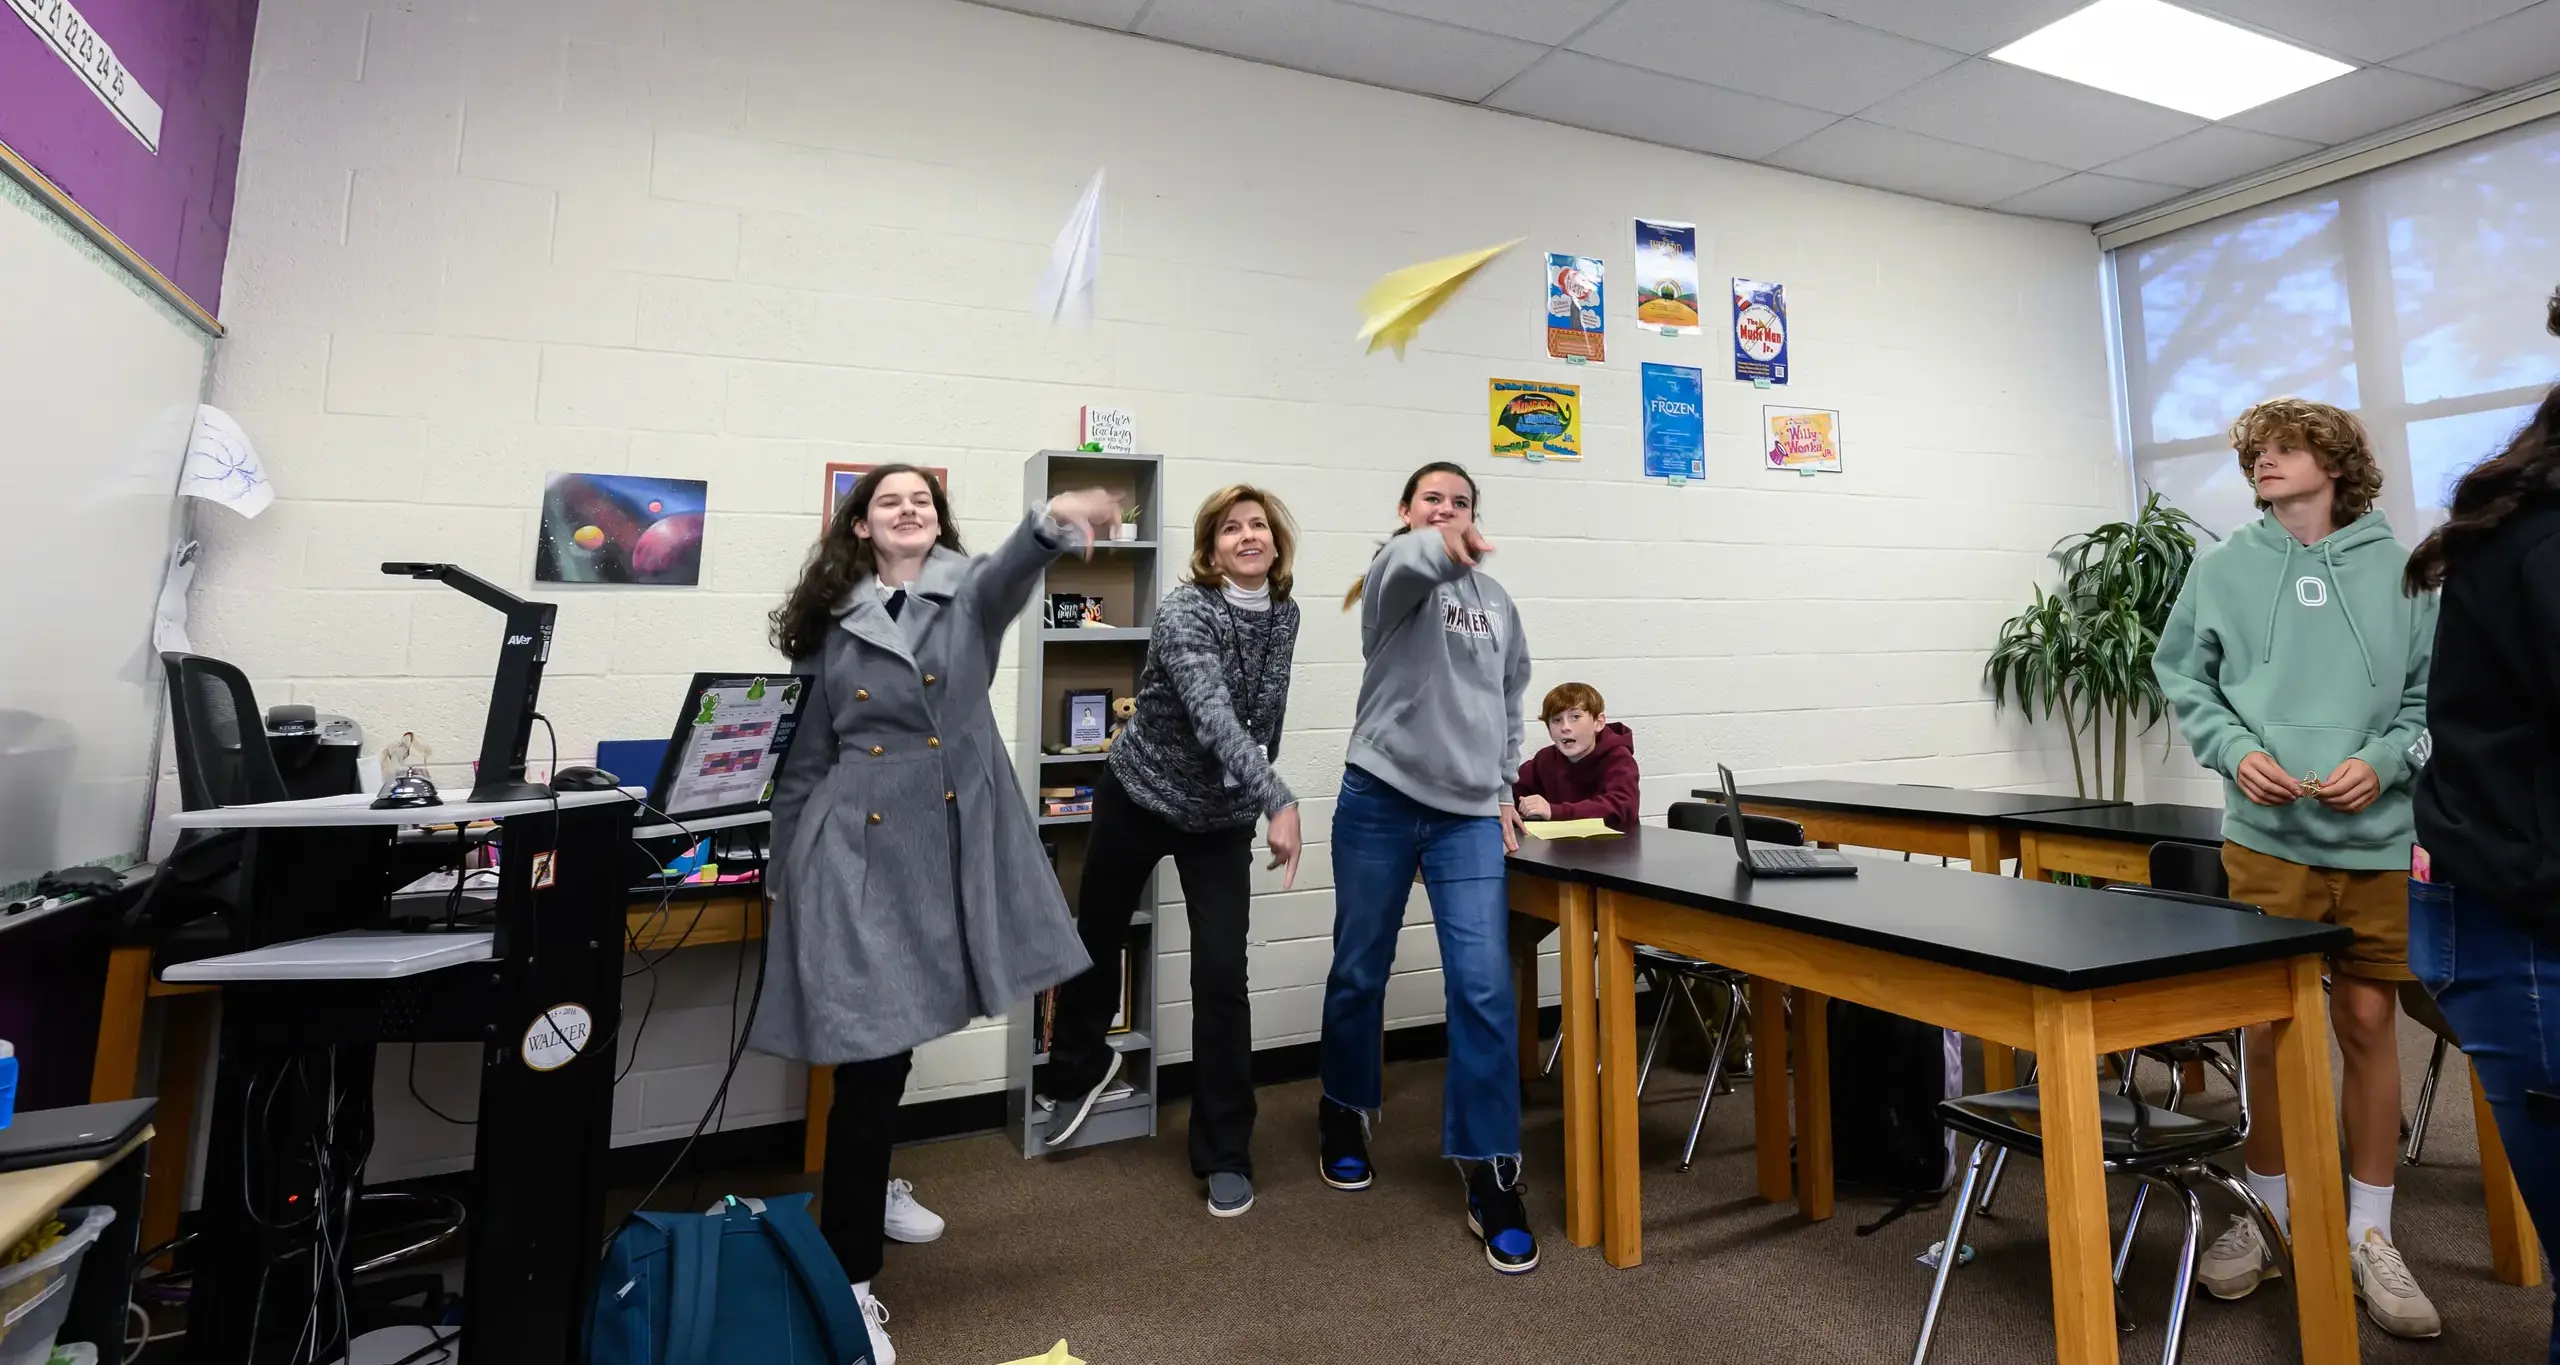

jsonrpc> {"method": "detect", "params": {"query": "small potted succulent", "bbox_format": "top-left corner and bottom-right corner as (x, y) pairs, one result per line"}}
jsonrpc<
(1114, 505), (1142, 541)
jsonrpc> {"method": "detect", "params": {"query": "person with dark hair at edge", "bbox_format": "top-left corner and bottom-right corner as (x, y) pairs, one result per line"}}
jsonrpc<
(2407, 287), (2560, 1364)
(756, 464), (1123, 1364)
(1318, 461), (1539, 1274)
(1038, 485), (1306, 1219)
(1513, 681), (1640, 833)
(2153, 398), (2441, 1339)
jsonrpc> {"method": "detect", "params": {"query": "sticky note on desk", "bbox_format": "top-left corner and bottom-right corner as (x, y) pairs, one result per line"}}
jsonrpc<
(1524, 819), (1620, 840)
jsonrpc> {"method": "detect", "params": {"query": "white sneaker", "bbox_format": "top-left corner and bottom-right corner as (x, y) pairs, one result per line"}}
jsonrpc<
(882, 1177), (945, 1244)
(2351, 1230), (2443, 1339)
(2196, 1213), (2281, 1300)
(854, 1284), (896, 1365)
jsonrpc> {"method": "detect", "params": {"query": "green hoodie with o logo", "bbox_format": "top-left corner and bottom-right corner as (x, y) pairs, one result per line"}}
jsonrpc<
(2152, 509), (2438, 870)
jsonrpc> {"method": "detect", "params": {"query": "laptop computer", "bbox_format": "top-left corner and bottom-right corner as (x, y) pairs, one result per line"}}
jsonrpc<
(0, 1098), (155, 1173)
(1719, 764), (1858, 877)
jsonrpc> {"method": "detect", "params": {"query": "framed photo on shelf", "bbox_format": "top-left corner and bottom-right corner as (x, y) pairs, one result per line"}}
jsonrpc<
(824, 462), (952, 527)
(1062, 689), (1112, 748)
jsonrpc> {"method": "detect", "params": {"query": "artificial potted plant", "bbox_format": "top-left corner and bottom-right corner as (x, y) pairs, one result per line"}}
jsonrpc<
(1984, 491), (2204, 800)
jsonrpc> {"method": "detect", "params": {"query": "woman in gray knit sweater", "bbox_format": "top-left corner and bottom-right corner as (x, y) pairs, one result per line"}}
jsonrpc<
(1039, 485), (1304, 1216)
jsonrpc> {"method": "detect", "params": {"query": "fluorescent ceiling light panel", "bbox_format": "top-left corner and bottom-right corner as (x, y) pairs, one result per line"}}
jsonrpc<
(1989, 0), (2353, 121)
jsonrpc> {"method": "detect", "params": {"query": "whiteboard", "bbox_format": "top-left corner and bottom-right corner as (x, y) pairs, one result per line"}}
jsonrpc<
(0, 173), (211, 895)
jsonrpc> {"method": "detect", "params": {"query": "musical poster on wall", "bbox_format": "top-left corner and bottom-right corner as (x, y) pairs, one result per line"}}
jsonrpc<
(1732, 277), (1788, 385)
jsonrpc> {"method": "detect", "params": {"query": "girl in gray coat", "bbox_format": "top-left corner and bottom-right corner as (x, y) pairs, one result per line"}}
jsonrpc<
(759, 464), (1122, 1360)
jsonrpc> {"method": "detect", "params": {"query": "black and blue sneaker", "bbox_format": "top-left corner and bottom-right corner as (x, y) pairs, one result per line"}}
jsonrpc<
(1318, 1096), (1372, 1190)
(1465, 1157), (1539, 1274)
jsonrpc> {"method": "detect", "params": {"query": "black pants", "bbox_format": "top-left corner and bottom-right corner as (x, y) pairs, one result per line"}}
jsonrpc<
(1052, 769), (1256, 1177)
(819, 1049), (913, 1284)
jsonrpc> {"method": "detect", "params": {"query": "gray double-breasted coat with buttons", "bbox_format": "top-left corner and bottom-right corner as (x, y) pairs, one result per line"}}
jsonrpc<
(750, 513), (1092, 1066)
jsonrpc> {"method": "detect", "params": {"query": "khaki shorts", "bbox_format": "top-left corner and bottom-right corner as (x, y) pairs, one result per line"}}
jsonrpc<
(2221, 842), (2413, 981)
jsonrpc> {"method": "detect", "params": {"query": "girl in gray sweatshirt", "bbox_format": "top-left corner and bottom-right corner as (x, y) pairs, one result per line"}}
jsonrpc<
(1315, 461), (1540, 1277)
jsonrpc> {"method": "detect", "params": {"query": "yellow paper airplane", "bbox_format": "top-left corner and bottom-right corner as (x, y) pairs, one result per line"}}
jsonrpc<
(998, 1342), (1084, 1365)
(1356, 238), (1521, 357)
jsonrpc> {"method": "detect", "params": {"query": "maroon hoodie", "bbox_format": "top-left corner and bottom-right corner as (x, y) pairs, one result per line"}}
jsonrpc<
(1514, 722), (1640, 831)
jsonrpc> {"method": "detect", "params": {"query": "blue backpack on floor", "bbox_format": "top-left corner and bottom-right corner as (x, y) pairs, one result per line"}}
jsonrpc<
(586, 1193), (873, 1365)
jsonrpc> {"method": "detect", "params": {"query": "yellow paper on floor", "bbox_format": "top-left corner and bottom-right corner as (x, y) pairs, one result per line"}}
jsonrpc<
(1524, 818), (1619, 840)
(1355, 239), (1520, 357)
(998, 1343), (1083, 1365)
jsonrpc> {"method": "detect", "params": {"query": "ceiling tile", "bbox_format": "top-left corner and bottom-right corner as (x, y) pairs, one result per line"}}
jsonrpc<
(2224, 64), (2485, 144)
(1487, 52), (1843, 159)
(1136, 0), (1548, 101)
(2094, 124), (2322, 189)
(1858, 59), (2206, 171)
(1568, 0), (1966, 115)
(1777, 0), (2086, 55)
(2390, 1), (2560, 91)
(1764, 118), (2069, 206)
(970, 0), (1150, 27)
(1993, 171), (2184, 222)
(2190, 0), (2538, 63)
(1351, 0), (1622, 45)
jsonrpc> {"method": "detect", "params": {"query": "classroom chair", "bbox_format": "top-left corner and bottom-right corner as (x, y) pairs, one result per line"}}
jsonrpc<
(1911, 883), (2290, 1365)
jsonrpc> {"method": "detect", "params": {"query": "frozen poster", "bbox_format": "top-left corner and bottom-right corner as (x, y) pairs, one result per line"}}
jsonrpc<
(1732, 277), (1788, 384)
(1640, 363), (1705, 481)
(1545, 252), (1604, 363)
(1633, 220), (1700, 335)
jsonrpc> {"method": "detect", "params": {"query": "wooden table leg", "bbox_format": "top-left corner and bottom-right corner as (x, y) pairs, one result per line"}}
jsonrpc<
(2473, 1067), (2543, 1287)
(1596, 890), (1644, 1268)
(803, 1063), (834, 1174)
(1982, 1038), (2017, 1093)
(1790, 987), (1834, 1222)
(2272, 955), (2361, 1364)
(1966, 824), (2003, 875)
(2031, 987), (2119, 1363)
(2019, 831), (2049, 884)
(1557, 885), (1600, 1249)
(1753, 975), (1792, 1203)
(140, 992), (214, 1269)
(89, 946), (152, 1103)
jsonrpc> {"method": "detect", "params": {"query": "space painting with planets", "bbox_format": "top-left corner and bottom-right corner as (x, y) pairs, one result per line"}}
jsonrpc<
(535, 472), (708, 586)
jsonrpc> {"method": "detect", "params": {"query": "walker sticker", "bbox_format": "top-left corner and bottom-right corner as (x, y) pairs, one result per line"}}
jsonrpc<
(1732, 276), (1788, 384)
(1439, 593), (1497, 642)
(1488, 379), (1582, 461)
(522, 1003), (593, 1072)
(1545, 252), (1605, 362)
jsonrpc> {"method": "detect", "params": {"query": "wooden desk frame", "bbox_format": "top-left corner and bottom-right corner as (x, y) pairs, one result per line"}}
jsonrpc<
(1745, 799), (2021, 1095)
(1547, 874), (2362, 1365)
(1507, 876), (1599, 1247)
(2020, 825), (2545, 1289)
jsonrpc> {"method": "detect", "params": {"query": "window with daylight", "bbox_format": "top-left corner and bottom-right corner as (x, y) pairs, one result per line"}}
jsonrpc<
(2114, 114), (2560, 542)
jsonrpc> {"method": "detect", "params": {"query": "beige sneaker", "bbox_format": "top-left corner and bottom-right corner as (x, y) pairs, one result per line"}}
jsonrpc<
(2197, 1213), (2282, 1300)
(2352, 1230), (2443, 1339)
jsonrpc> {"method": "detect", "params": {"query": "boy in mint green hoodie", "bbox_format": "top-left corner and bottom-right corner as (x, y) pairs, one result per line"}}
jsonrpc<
(2153, 397), (2440, 1339)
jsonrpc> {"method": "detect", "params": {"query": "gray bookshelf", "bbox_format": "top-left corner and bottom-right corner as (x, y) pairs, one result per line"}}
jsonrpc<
(1005, 449), (1164, 1158)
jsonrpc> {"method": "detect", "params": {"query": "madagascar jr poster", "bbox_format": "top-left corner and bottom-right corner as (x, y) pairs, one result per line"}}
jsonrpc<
(1489, 379), (1581, 461)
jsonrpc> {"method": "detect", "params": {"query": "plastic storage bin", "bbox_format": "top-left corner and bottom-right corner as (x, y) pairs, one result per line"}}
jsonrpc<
(0, 1205), (115, 1365)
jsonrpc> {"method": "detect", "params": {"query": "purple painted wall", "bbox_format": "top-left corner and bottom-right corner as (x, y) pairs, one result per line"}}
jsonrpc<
(0, 0), (259, 317)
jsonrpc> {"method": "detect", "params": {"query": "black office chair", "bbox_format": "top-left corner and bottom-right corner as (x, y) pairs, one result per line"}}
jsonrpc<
(1911, 884), (2289, 1365)
(163, 653), (291, 810)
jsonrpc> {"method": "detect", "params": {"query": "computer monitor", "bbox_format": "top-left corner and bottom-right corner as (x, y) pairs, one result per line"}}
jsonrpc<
(645, 672), (819, 823)
(380, 562), (555, 804)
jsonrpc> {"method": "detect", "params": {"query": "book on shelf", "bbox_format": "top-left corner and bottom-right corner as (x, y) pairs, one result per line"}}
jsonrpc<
(1037, 785), (1095, 800)
(1043, 798), (1094, 817)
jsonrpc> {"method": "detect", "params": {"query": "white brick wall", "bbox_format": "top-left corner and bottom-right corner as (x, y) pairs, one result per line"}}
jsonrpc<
(206, 0), (2127, 1179)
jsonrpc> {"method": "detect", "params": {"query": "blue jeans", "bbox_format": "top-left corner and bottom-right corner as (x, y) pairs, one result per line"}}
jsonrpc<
(2410, 877), (2560, 1363)
(1319, 765), (1521, 1161)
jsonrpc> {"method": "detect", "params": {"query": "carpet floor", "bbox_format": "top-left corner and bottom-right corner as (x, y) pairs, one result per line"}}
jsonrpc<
(655, 1015), (2554, 1364)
